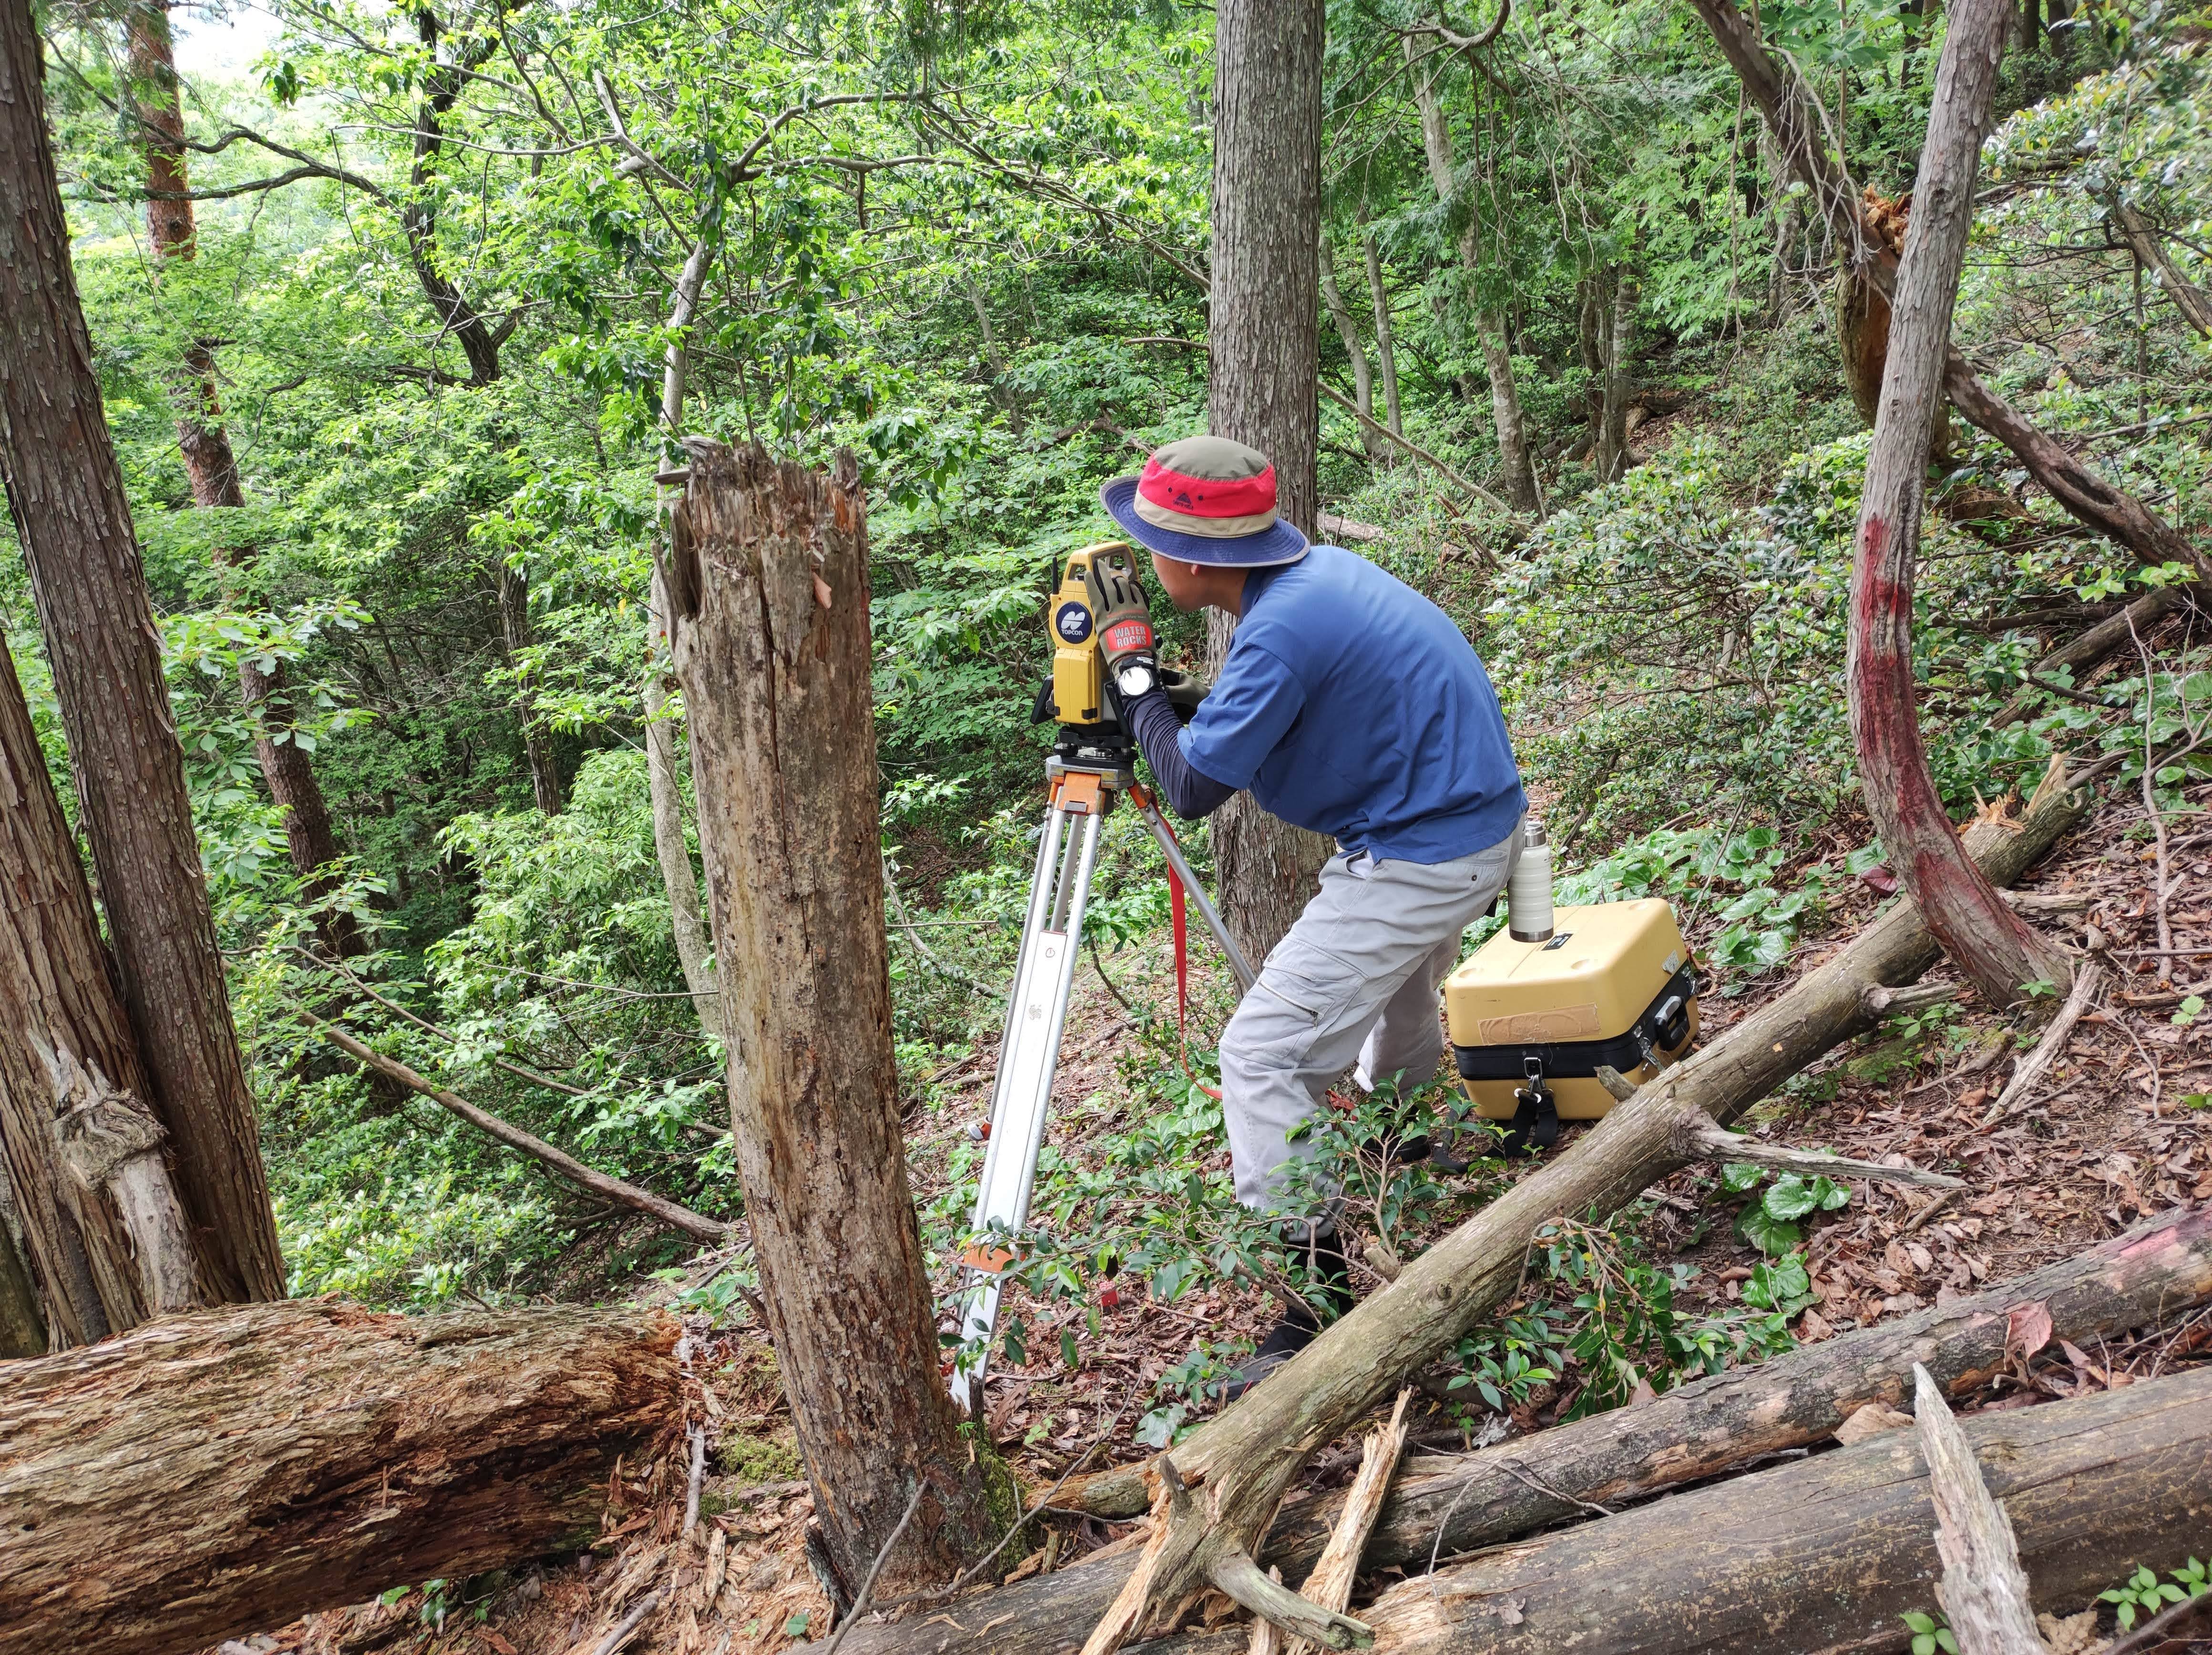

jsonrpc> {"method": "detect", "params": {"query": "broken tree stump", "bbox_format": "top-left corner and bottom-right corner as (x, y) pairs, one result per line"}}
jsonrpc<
(833, 1202), (2212, 1655)
(0, 1298), (679, 1655)
(1152, 1362), (2212, 1654)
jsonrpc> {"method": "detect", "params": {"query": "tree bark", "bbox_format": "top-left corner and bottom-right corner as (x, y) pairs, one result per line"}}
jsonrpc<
(2, 637), (201, 1343)
(664, 440), (1002, 1598)
(0, 0), (286, 1307)
(1074, 780), (2086, 1648)
(1691, 0), (2212, 587)
(0, 1172), (42, 1357)
(496, 560), (565, 814)
(1154, 1362), (2212, 1655)
(1207, 0), (1332, 967)
(0, 1298), (679, 1655)
(126, 0), (356, 953)
(837, 1202), (2212, 1655)
(1403, 42), (1540, 513)
(1849, 0), (2071, 1011)
(1592, 265), (1638, 483)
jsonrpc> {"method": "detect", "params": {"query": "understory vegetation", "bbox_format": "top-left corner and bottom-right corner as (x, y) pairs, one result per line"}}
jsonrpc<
(10, 0), (2211, 1460)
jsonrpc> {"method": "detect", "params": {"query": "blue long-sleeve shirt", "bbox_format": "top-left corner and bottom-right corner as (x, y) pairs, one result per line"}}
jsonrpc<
(1128, 688), (1235, 818)
(1126, 546), (1525, 861)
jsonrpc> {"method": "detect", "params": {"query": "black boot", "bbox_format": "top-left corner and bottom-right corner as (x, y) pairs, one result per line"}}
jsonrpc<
(1220, 1226), (1355, 1402)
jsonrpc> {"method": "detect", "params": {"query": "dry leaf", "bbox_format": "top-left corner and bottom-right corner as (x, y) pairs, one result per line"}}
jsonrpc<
(1834, 1401), (1915, 1446)
(2006, 1299), (2053, 1360)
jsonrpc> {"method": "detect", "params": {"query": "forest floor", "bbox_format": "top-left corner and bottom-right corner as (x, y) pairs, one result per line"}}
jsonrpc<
(219, 770), (2212, 1655)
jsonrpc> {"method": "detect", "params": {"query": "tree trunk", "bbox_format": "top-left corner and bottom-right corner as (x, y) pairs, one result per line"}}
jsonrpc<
(1592, 266), (1638, 483)
(1208, 0), (1332, 967)
(1761, 125), (1803, 321)
(495, 560), (564, 814)
(0, 1298), (678, 1655)
(835, 1201), (2212, 1655)
(1359, 215), (1404, 437)
(1849, 0), (2071, 1011)
(127, 0), (357, 953)
(1403, 42), (1540, 512)
(1160, 1363), (2212, 1655)
(1072, 781), (2086, 1648)
(0, 0), (286, 1307)
(664, 440), (1002, 1598)
(1691, 0), (2212, 587)
(1320, 234), (1384, 458)
(650, 239), (726, 1044)
(0, 636), (203, 1348)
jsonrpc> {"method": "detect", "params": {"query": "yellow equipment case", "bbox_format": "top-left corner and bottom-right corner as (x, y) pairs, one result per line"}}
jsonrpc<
(1444, 899), (1699, 1148)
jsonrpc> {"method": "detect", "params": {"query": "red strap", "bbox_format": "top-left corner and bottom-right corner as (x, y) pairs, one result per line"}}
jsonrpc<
(1157, 815), (1223, 1102)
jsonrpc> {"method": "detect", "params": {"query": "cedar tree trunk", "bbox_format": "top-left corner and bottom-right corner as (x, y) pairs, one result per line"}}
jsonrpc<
(0, 1299), (678, 1655)
(0, 638), (200, 1347)
(497, 560), (564, 815)
(1207, 0), (1332, 965)
(664, 441), (1001, 1597)
(126, 0), (354, 951)
(0, 0), (286, 1305)
(1848, 0), (2071, 1008)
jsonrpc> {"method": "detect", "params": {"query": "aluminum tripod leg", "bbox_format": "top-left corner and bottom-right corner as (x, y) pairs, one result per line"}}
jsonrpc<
(948, 801), (1102, 1410)
(1133, 795), (1257, 995)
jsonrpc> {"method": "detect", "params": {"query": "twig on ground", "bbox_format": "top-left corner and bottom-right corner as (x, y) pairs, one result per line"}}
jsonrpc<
(1979, 963), (2102, 1129)
(1899, 1189), (1961, 1238)
(684, 1422), (707, 1535)
(591, 1588), (662, 1655)
(2130, 619), (2180, 982)
(819, 1479), (927, 1655)
(1284, 1389), (1412, 1655)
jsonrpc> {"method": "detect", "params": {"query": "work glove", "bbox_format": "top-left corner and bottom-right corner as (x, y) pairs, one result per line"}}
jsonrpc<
(1085, 547), (1160, 703)
(1161, 666), (1209, 724)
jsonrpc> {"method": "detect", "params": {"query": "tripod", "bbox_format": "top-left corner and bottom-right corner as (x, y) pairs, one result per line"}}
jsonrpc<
(948, 738), (1254, 1410)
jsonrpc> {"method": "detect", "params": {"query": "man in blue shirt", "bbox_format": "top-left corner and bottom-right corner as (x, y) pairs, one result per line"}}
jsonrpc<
(1095, 434), (1526, 1394)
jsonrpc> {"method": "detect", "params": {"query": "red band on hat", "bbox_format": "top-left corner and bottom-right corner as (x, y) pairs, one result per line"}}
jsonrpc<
(1137, 457), (1277, 519)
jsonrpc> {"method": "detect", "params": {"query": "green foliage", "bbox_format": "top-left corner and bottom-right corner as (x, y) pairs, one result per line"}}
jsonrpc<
(1899, 1610), (1960, 1655)
(2102, 1555), (2211, 1630)
(1449, 1219), (1799, 1423)
(1719, 1158), (1853, 1255)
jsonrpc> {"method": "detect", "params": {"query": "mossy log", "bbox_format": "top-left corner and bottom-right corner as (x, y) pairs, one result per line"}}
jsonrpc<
(0, 1298), (678, 1655)
(832, 1202), (2212, 1654)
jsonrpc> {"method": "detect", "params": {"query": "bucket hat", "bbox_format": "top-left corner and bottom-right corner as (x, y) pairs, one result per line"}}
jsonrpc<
(1100, 435), (1311, 567)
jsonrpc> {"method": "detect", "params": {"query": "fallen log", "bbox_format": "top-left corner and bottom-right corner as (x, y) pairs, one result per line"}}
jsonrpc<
(1074, 776), (2089, 1650)
(0, 1297), (678, 1655)
(1990, 582), (2194, 729)
(832, 1201), (2212, 1655)
(1176, 1360), (2212, 1654)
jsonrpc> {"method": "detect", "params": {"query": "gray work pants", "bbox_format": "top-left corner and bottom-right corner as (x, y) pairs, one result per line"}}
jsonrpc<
(1218, 823), (1523, 1221)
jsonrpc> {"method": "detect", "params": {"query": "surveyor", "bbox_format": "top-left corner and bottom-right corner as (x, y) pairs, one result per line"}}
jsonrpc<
(1094, 433), (1527, 1398)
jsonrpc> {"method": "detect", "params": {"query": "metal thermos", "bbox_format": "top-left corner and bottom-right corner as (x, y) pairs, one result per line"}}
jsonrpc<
(1509, 817), (1556, 943)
